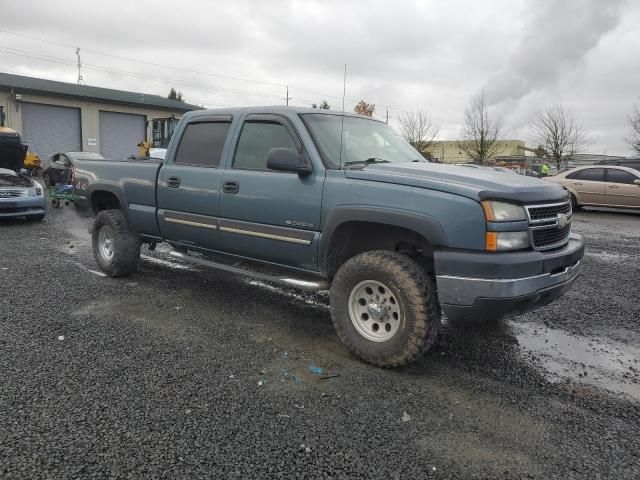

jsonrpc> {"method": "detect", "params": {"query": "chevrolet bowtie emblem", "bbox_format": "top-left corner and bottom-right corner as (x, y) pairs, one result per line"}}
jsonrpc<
(557, 213), (568, 229)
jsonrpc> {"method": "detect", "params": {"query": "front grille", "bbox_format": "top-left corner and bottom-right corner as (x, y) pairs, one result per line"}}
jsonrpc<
(527, 202), (571, 221)
(532, 224), (571, 249)
(0, 190), (27, 198)
(525, 200), (572, 250)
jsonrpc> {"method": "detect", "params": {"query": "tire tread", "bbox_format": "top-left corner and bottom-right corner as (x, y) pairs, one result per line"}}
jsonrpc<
(330, 250), (440, 368)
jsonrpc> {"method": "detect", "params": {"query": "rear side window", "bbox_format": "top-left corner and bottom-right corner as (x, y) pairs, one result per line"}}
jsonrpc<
(174, 122), (231, 167)
(568, 168), (605, 182)
(607, 169), (638, 184)
(233, 122), (297, 171)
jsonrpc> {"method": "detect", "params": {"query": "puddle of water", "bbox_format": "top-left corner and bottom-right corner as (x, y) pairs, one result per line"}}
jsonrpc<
(586, 251), (635, 263)
(67, 260), (107, 277)
(511, 321), (640, 401)
(140, 254), (198, 271)
(247, 280), (329, 310)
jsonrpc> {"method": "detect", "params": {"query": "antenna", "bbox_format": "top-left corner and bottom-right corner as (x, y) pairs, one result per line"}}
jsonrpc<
(338, 63), (347, 168)
(285, 85), (292, 106)
(342, 64), (347, 112)
(76, 47), (83, 84)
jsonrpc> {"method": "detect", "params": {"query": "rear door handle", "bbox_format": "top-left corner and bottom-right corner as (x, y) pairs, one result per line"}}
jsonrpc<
(573, 182), (583, 186)
(167, 176), (181, 188)
(223, 180), (239, 194)
(608, 184), (619, 189)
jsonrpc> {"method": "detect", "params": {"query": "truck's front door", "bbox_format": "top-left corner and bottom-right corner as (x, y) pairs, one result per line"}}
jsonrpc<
(157, 115), (232, 250)
(218, 114), (323, 271)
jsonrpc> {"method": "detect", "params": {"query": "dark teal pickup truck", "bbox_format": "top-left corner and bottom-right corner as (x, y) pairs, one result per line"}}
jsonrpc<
(74, 106), (584, 367)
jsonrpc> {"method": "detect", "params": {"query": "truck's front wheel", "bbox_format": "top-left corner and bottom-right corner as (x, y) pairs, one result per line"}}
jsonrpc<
(330, 251), (440, 368)
(92, 209), (140, 277)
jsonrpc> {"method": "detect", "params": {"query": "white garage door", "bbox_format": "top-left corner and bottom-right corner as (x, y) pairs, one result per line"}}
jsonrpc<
(21, 103), (82, 164)
(99, 111), (146, 160)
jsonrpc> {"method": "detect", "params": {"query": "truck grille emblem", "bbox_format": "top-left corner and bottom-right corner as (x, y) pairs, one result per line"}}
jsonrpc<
(557, 213), (568, 229)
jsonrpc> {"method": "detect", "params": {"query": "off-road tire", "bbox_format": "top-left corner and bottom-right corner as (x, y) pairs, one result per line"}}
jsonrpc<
(330, 250), (441, 368)
(92, 209), (140, 277)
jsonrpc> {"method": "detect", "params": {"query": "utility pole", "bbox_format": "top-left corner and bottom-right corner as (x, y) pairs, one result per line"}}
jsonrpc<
(385, 108), (390, 124)
(76, 47), (83, 85)
(285, 86), (292, 106)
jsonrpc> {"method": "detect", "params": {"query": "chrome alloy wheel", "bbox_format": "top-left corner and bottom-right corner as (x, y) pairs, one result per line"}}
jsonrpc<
(98, 226), (115, 262)
(348, 280), (403, 342)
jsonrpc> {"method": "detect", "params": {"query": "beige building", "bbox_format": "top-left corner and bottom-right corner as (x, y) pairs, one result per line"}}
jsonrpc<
(424, 140), (526, 164)
(0, 72), (200, 161)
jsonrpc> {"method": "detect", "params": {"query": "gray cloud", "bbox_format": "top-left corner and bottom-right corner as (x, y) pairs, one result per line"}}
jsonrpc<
(484, 0), (627, 105)
(1, 0), (638, 155)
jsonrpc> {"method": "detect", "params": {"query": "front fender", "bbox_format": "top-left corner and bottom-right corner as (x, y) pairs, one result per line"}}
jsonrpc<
(318, 206), (449, 269)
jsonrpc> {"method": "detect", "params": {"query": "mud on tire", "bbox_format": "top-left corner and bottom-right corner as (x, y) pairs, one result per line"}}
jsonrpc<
(330, 250), (441, 368)
(92, 209), (140, 277)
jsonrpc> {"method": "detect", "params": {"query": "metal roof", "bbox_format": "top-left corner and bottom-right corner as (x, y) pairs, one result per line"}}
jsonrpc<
(0, 72), (201, 112)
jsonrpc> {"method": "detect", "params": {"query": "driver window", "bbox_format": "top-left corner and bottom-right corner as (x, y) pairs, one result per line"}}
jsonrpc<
(233, 121), (297, 171)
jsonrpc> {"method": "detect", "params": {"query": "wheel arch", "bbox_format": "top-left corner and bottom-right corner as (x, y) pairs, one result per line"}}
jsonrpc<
(319, 207), (448, 278)
(88, 186), (127, 217)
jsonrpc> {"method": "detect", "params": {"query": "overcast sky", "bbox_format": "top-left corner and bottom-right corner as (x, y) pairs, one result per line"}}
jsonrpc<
(2, 0), (639, 155)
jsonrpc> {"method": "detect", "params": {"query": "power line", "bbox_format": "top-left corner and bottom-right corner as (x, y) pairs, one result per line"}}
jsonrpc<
(0, 28), (287, 89)
(0, 28), (415, 115)
(0, 46), (287, 102)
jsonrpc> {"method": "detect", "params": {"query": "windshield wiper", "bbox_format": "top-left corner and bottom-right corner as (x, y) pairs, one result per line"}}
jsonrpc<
(343, 157), (391, 168)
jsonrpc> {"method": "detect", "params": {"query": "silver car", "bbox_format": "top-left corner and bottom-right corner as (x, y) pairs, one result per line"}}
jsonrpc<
(0, 168), (47, 221)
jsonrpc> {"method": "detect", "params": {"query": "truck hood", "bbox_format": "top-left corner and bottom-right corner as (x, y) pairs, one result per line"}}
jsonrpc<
(344, 162), (568, 203)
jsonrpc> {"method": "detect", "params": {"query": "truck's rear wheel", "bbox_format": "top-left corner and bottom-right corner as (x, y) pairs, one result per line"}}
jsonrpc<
(330, 251), (440, 368)
(92, 209), (140, 277)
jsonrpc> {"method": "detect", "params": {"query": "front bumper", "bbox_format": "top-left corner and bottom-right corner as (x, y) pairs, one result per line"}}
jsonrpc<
(0, 196), (47, 218)
(435, 234), (584, 321)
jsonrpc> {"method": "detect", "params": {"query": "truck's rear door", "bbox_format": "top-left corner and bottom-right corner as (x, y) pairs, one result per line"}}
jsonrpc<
(156, 115), (232, 249)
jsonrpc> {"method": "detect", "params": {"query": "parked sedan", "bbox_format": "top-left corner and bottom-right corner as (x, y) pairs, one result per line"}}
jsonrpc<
(547, 165), (640, 210)
(43, 152), (104, 186)
(0, 168), (46, 220)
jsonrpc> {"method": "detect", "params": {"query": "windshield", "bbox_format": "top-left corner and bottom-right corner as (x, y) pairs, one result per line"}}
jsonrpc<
(301, 114), (425, 168)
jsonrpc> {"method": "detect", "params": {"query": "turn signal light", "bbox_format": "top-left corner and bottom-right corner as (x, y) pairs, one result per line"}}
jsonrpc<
(485, 232), (498, 251)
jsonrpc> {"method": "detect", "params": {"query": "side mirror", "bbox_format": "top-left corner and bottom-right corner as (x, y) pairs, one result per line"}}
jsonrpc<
(634, 179), (640, 186)
(266, 147), (312, 175)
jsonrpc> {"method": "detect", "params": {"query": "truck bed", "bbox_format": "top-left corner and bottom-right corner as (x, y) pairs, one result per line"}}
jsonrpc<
(74, 158), (163, 235)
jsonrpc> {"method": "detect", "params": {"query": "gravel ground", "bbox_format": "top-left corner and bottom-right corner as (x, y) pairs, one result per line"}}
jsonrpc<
(1, 206), (639, 479)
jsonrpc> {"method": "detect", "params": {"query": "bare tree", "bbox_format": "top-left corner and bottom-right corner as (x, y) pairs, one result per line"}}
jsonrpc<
(626, 100), (640, 156)
(530, 105), (590, 171)
(459, 91), (503, 163)
(354, 100), (375, 117)
(398, 111), (440, 155)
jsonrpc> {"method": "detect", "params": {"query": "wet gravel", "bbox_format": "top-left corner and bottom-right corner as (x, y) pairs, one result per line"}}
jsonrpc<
(1, 206), (639, 479)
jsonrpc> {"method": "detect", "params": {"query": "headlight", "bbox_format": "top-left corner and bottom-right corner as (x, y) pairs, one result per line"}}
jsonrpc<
(31, 183), (43, 196)
(481, 201), (526, 222)
(486, 231), (529, 251)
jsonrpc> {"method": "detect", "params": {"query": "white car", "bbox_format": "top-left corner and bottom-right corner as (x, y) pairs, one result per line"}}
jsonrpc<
(0, 168), (47, 221)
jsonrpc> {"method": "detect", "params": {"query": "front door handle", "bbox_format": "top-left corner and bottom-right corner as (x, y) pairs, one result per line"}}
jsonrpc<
(223, 180), (239, 194)
(167, 176), (181, 188)
(573, 182), (583, 186)
(608, 184), (619, 189)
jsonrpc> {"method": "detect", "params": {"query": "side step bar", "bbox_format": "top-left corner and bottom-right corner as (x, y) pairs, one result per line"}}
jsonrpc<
(169, 250), (330, 291)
